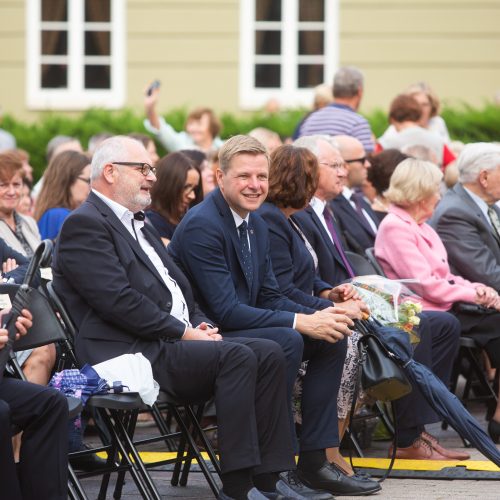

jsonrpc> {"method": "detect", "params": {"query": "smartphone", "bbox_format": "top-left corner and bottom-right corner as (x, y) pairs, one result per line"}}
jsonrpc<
(146, 80), (161, 96)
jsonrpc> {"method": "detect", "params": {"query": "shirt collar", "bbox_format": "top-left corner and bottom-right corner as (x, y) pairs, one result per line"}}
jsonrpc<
(229, 208), (250, 229)
(92, 189), (138, 227)
(463, 185), (490, 215)
(310, 196), (327, 219)
(342, 186), (354, 200)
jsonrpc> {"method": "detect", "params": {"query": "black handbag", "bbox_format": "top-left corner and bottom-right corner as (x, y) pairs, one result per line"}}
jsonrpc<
(348, 320), (413, 482)
(358, 333), (412, 402)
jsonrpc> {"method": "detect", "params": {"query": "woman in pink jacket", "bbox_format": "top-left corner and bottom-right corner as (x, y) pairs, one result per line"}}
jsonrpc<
(375, 158), (500, 442)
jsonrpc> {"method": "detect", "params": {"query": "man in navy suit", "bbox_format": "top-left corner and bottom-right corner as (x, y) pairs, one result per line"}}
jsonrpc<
(52, 136), (302, 500)
(330, 135), (379, 255)
(293, 135), (467, 461)
(169, 135), (381, 496)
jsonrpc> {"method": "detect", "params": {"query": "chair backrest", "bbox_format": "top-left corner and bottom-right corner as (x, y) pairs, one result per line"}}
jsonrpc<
(0, 283), (68, 351)
(345, 250), (381, 277)
(365, 247), (386, 277)
(44, 281), (79, 344)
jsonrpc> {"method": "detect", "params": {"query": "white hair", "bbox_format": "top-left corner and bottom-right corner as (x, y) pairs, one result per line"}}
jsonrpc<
(293, 135), (339, 156)
(90, 136), (145, 180)
(457, 142), (500, 184)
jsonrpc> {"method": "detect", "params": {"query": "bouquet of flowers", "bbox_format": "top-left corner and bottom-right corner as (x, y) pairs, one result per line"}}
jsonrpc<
(349, 275), (423, 345)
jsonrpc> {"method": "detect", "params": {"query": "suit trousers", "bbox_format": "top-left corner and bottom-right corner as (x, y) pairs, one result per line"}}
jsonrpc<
(0, 377), (68, 500)
(394, 311), (461, 431)
(224, 327), (347, 452)
(453, 309), (500, 367)
(149, 336), (295, 475)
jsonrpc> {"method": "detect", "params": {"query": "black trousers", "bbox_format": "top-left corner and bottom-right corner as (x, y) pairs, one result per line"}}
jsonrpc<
(453, 309), (500, 367)
(0, 377), (68, 500)
(224, 327), (347, 452)
(394, 311), (461, 433)
(147, 337), (295, 475)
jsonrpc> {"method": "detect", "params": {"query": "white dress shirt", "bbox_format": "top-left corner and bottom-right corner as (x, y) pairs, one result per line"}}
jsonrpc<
(92, 189), (191, 329)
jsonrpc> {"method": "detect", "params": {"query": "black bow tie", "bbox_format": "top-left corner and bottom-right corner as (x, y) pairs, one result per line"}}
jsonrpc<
(134, 211), (145, 221)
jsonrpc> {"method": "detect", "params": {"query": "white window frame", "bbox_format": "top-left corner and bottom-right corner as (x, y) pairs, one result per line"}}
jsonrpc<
(26, 0), (125, 110)
(239, 0), (339, 109)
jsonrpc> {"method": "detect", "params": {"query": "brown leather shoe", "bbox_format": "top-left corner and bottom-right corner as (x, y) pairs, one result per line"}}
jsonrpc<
(389, 437), (450, 460)
(420, 431), (470, 460)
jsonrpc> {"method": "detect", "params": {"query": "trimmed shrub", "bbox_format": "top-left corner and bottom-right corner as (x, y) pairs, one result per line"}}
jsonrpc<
(2, 103), (499, 180)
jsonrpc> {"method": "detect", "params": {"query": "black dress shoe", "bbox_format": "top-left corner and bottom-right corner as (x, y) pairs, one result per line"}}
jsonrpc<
(277, 471), (333, 499)
(488, 418), (500, 444)
(297, 461), (381, 496)
(70, 447), (108, 472)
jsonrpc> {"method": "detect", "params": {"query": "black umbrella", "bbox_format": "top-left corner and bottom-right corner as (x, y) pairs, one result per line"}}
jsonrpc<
(362, 318), (500, 467)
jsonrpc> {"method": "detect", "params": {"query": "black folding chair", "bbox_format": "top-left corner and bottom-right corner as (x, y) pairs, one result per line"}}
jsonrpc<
(44, 281), (222, 497)
(1, 281), (162, 500)
(364, 247), (386, 277)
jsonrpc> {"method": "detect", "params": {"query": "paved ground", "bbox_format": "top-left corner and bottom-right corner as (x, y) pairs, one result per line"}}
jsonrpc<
(77, 398), (500, 499)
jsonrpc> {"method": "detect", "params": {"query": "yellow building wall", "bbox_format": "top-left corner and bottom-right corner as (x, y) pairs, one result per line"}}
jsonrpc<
(1, 0), (500, 121)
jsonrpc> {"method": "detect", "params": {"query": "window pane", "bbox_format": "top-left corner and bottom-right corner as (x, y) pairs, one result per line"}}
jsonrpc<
(255, 64), (281, 88)
(85, 65), (111, 89)
(298, 64), (323, 88)
(256, 0), (281, 21)
(255, 31), (281, 55)
(85, 0), (111, 22)
(41, 31), (67, 55)
(41, 0), (67, 21)
(299, 0), (324, 22)
(85, 31), (111, 56)
(298, 31), (324, 56)
(41, 64), (67, 88)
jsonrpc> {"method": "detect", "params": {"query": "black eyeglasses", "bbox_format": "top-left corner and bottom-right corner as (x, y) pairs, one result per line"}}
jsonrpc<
(345, 157), (367, 164)
(77, 176), (91, 185)
(111, 162), (156, 176)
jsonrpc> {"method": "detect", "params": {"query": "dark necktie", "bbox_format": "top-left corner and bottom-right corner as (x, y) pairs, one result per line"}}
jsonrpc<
(488, 206), (500, 244)
(323, 207), (355, 278)
(238, 221), (253, 286)
(350, 191), (376, 236)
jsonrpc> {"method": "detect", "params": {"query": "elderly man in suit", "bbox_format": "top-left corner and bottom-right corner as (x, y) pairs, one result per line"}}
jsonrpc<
(52, 135), (308, 500)
(330, 136), (380, 255)
(292, 135), (467, 461)
(168, 135), (381, 497)
(431, 142), (500, 290)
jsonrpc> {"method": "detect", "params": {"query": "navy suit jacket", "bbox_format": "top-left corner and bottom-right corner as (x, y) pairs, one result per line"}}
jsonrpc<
(292, 205), (354, 286)
(0, 240), (31, 284)
(330, 193), (379, 254)
(168, 189), (313, 332)
(257, 202), (332, 310)
(52, 191), (210, 366)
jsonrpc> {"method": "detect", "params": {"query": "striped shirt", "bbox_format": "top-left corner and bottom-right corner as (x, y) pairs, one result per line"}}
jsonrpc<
(297, 103), (375, 152)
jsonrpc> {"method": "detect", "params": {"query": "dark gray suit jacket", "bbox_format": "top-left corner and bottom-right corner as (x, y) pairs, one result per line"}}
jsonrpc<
(430, 183), (500, 290)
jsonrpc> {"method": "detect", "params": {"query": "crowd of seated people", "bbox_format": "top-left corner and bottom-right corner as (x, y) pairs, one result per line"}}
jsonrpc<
(1, 66), (500, 500)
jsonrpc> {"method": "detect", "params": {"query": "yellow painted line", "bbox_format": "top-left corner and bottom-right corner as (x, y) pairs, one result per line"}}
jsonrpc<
(96, 451), (215, 463)
(96, 451), (500, 472)
(351, 457), (500, 472)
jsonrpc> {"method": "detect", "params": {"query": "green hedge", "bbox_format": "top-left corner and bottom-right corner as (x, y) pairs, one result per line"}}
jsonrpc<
(2, 103), (499, 180)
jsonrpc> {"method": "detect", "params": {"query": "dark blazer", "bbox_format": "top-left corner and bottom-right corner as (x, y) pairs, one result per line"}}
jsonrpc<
(257, 202), (333, 310)
(330, 193), (379, 254)
(430, 183), (500, 290)
(52, 191), (210, 366)
(145, 209), (177, 240)
(0, 239), (31, 284)
(292, 205), (354, 285)
(168, 189), (313, 332)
